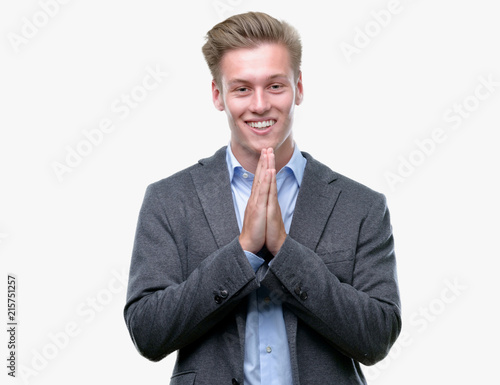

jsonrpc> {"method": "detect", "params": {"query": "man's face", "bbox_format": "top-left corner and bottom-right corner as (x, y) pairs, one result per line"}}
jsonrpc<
(212, 43), (303, 166)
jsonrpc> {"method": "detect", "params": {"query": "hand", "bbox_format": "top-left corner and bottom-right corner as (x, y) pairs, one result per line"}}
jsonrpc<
(239, 149), (270, 254)
(265, 152), (287, 256)
(238, 148), (286, 257)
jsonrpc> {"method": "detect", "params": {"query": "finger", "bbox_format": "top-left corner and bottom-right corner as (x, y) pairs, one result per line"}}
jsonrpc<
(260, 149), (269, 179)
(267, 148), (275, 171)
(252, 162), (272, 213)
(267, 168), (279, 213)
(251, 149), (267, 196)
(266, 169), (286, 256)
(259, 168), (272, 205)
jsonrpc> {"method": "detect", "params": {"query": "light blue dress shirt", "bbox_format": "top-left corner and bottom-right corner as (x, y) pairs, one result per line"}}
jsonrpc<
(226, 144), (306, 385)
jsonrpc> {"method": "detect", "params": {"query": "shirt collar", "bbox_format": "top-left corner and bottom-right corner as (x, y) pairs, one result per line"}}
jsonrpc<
(226, 143), (306, 186)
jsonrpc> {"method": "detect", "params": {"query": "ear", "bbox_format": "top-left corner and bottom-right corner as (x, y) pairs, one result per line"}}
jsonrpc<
(212, 80), (225, 111)
(295, 71), (304, 106)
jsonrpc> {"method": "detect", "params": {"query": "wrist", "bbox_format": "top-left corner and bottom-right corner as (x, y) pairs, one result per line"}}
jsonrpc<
(239, 234), (259, 254)
(268, 233), (287, 256)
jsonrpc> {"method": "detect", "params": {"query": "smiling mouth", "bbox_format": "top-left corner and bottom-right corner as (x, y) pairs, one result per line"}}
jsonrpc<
(245, 120), (276, 129)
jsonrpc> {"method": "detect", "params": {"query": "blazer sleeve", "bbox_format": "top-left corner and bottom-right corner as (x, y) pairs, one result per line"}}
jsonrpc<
(260, 192), (401, 366)
(123, 183), (259, 362)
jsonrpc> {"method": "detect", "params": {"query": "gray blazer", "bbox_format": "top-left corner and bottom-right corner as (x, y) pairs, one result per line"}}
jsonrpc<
(124, 147), (401, 385)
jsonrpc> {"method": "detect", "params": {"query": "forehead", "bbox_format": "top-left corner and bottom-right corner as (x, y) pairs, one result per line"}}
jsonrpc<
(219, 43), (293, 84)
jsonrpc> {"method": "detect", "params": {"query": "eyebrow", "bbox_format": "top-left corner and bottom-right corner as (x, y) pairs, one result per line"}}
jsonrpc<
(227, 74), (290, 87)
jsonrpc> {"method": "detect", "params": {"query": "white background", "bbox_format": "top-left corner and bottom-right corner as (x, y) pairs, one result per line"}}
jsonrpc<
(1, 0), (499, 384)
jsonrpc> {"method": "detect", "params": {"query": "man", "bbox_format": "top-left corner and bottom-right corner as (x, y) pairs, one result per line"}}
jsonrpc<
(124, 12), (401, 384)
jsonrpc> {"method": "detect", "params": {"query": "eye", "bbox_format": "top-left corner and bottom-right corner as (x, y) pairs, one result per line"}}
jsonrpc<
(269, 84), (283, 91)
(236, 87), (249, 92)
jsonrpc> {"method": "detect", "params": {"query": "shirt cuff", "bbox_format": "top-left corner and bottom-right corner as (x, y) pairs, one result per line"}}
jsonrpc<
(244, 251), (265, 273)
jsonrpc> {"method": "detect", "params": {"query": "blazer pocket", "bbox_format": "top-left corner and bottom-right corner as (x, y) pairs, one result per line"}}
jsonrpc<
(318, 249), (355, 285)
(170, 371), (196, 385)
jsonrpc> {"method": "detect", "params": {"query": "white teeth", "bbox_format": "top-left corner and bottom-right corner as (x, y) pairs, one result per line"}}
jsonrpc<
(247, 120), (276, 129)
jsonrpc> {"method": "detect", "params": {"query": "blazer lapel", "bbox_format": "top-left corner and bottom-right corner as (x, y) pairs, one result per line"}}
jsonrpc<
(190, 147), (241, 248)
(289, 152), (341, 252)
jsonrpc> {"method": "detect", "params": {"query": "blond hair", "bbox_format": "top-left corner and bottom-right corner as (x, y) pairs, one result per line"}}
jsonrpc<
(202, 12), (302, 86)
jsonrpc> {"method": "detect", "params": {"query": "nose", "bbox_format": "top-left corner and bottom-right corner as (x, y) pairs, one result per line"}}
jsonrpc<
(249, 88), (271, 114)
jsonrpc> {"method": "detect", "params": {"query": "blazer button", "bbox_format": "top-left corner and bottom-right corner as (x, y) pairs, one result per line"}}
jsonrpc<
(220, 290), (228, 299)
(214, 295), (222, 304)
(232, 378), (240, 385)
(294, 286), (308, 300)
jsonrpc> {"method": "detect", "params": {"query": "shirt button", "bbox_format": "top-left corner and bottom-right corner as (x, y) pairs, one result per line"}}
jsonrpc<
(266, 346), (272, 353)
(242, 172), (249, 179)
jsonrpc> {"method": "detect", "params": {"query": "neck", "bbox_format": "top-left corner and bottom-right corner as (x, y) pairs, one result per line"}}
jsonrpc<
(232, 140), (295, 174)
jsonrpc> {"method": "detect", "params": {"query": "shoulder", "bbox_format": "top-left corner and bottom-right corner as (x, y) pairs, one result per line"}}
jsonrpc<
(147, 146), (228, 197)
(302, 151), (386, 207)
